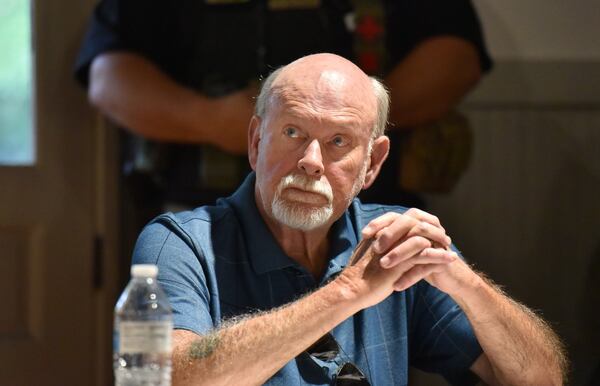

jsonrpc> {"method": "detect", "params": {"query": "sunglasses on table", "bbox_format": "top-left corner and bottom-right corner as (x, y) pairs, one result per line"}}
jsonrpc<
(305, 332), (371, 386)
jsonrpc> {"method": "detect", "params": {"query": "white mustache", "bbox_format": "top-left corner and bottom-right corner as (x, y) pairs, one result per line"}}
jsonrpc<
(277, 174), (333, 203)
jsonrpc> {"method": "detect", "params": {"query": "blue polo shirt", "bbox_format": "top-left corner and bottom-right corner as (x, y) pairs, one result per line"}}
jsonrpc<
(132, 173), (482, 385)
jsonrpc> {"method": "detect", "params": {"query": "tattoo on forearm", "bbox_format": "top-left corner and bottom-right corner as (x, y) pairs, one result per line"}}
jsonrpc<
(188, 333), (221, 360)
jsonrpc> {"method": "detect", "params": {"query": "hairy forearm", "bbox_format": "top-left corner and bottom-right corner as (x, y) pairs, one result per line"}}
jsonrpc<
(385, 36), (482, 128)
(456, 274), (567, 385)
(172, 280), (360, 386)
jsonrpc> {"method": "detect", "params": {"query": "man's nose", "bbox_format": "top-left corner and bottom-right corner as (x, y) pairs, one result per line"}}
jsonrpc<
(298, 139), (324, 176)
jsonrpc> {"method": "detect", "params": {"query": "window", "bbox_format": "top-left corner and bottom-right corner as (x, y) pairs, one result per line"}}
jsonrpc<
(0, 0), (34, 165)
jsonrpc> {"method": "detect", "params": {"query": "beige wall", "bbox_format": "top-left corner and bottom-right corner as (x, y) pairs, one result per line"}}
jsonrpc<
(474, 0), (600, 60)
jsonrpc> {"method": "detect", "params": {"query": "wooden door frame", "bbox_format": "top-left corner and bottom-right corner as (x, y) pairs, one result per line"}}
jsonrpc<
(92, 118), (120, 386)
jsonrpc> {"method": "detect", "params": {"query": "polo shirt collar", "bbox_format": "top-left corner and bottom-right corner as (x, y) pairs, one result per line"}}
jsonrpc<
(323, 207), (358, 281)
(224, 172), (358, 277)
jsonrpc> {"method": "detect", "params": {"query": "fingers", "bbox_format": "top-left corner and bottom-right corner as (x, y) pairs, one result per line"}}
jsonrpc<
(393, 263), (447, 291)
(363, 210), (437, 238)
(372, 217), (449, 255)
(381, 242), (457, 270)
(372, 216), (419, 254)
(404, 208), (443, 229)
(361, 209), (452, 280)
(379, 236), (431, 268)
(361, 212), (399, 239)
(418, 247), (457, 261)
(405, 221), (451, 249)
(383, 245), (456, 292)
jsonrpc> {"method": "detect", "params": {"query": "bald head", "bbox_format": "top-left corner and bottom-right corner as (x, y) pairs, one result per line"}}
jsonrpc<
(255, 54), (389, 139)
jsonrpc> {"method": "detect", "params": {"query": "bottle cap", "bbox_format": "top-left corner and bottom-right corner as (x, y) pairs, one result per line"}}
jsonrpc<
(131, 264), (159, 278)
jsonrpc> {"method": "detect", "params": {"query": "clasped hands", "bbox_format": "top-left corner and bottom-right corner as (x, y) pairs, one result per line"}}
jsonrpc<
(340, 208), (477, 308)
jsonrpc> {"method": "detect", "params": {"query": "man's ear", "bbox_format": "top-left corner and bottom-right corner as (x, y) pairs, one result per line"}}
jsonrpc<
(363, 135), (390, 189)
(248, 115), (262, 170)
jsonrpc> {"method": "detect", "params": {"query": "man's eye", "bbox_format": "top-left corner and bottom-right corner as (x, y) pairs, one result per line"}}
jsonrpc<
(284, 127), (299, 138)
(332, 135), (347, 147)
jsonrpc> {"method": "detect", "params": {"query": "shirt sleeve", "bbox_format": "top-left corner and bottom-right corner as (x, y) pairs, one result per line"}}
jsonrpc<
(386, 0), (493, 73)
(132, 218), (215, 336)
(408, 280), (483, 385)
(73, 0), (163, 87)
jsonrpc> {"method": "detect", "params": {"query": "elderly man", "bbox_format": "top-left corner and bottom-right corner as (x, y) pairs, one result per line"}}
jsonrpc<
(133, 54), (565, 385)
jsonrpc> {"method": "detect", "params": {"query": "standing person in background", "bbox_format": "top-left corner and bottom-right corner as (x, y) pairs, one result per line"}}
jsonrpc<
(74, 0), (492, 284)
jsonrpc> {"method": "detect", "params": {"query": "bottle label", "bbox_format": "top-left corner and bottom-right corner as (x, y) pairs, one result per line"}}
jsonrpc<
(119, 321), (173, 354)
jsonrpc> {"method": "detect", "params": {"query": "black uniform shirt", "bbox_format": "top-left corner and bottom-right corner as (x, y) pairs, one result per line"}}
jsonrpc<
(74, 0), (491, 205)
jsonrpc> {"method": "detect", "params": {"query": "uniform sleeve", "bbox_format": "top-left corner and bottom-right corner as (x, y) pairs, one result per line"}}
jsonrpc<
(132, 219), (215, 336)
(408, 265), (483, 384)
(73, 0), (163, 87)
(386, 0), (493, 73)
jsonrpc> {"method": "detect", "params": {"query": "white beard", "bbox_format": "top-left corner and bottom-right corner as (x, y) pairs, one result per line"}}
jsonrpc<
(270, 174), (333, 231)
(269, 163), (368, 231)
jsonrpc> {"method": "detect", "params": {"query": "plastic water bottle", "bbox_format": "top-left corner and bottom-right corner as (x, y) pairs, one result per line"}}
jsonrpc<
(114, 264), (173, 386)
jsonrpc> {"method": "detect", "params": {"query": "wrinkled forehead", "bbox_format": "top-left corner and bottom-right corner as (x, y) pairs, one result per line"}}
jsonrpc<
(268, 68), (377, 120)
